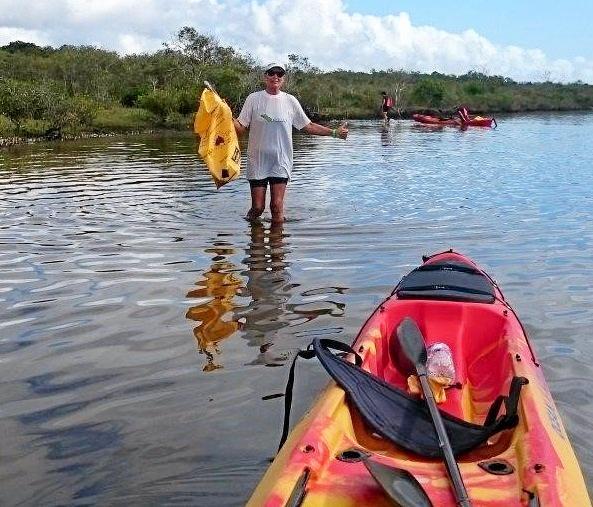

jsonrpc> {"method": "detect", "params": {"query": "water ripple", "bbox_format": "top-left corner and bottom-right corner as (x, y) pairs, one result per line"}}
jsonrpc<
(1, 116), (593, 502)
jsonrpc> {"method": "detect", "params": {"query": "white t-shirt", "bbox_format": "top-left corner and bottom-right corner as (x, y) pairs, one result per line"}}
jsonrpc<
(237, 90), (310, 180)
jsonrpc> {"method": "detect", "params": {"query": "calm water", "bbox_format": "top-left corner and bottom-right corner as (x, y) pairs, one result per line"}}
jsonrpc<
(1, 114), (592, 505)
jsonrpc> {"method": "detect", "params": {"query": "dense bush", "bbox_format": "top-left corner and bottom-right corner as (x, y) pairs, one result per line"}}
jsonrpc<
(46, 95), (99, 129)
(137, 89), (178, 122)
(120, 86), (149, 107)
(0, 114), (13, 136)
(0, 79), (55, 130)
(411, 79), (446, 107)
(0, 78), (98, 133)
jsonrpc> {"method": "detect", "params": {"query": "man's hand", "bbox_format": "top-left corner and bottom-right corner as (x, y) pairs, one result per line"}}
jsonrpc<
(337, 121), (348, 140)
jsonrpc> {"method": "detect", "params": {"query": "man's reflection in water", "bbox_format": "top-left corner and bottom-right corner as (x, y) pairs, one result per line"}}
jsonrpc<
(238, 220), (294, 366)
(185, 243), (245, 372)
(381, 127), (393, 146)
(186, 222), (346, 370)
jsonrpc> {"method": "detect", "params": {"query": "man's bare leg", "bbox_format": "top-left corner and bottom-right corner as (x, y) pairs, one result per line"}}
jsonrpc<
(247, 185), (266, 220)
(270, 181), (287, 224)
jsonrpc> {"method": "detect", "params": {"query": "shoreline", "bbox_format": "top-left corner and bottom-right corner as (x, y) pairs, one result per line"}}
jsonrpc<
(0, 129), (157, 149)
(2, 109), (592, 149)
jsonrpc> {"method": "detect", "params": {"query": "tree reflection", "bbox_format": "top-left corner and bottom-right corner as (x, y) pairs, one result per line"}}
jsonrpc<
(185, 242), (244, 372)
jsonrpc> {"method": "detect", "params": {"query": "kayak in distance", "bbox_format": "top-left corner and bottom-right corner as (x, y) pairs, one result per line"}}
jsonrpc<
(413, 113), (496, 128)
(248, 250), (590, 507)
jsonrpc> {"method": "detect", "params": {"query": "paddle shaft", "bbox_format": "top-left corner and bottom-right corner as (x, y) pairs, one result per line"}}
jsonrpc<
(418, 370), (472, 507)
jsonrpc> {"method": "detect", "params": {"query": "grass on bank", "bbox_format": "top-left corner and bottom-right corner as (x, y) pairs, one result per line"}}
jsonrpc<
(92, 107), (156, 131)
(92, 107), (192, 133)
(0, 107), (191, 139)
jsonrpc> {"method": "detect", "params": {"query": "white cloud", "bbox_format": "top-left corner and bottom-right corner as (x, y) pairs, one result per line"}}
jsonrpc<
(118, 34), (158, 55)
(0, 27), (49, 47)
(1, 0), (592, 83)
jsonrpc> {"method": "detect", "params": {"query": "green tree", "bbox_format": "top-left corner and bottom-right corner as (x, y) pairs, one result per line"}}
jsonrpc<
(0, 79), (46, 131)
(48, 46), (120, 99)
(169, 27), (251, 67)
(0, 41), (53, 55)
(411, 78), (446, 108)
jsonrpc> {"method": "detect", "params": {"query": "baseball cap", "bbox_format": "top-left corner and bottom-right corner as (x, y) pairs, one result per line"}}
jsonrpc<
(264, 62), (286, 73)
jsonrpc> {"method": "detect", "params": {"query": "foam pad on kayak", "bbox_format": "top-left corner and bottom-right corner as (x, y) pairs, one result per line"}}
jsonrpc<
(395, 261), (496, 303)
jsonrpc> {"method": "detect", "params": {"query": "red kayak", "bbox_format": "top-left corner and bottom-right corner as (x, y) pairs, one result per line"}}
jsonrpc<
(248, 250), (589, 506)
(413, 113), (496, 128)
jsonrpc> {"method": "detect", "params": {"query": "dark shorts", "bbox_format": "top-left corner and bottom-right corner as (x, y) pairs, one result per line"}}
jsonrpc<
(249, 177), (288, 189)
(382, 105), (390, 113)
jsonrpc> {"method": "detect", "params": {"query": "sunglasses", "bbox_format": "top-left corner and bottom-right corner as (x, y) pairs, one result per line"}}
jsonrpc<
(266, 69), (285, 77)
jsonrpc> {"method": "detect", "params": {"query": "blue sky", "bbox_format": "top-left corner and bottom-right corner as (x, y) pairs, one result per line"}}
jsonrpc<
(344, 0), (592, 60)
(0, 0), (592, 83)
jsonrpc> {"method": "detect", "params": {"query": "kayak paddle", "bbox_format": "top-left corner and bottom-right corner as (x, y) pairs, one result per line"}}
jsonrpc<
(396, 317), (472, 507)
(363, 458), (433, 506)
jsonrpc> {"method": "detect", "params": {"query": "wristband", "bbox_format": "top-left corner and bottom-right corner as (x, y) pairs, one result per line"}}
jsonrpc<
(332, 128), (337, 138)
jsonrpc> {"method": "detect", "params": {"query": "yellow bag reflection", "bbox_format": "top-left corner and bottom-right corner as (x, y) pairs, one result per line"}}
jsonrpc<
(194, 88), (241, 188)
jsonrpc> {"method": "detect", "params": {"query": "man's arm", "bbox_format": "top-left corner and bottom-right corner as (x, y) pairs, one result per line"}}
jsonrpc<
(233, 118), (247, 136)
(302, 122), (348, 140)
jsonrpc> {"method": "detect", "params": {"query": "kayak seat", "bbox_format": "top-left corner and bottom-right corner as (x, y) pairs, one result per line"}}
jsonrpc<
(309, 338), (527, 458)
(394, 261), (496, 304)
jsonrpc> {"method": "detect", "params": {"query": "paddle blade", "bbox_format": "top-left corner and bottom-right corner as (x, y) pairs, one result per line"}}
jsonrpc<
(364, 458), (433, 507)
(396, 317), (427, 368)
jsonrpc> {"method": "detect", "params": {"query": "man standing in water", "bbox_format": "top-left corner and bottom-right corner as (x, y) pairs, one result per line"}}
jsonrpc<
(233, 63), (348, 224)
(380, 91), (394, 125)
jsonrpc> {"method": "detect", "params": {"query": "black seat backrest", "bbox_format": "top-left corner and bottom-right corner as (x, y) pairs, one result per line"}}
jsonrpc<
(394, 261), (496, 303)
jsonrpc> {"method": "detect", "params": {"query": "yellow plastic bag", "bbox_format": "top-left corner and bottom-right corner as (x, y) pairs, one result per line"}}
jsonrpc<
(194, 88), (241, 188)
(407, 375), (452, 403)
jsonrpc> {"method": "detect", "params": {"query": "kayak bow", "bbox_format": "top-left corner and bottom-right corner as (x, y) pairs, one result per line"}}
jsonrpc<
(248, 251), (590, 506)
